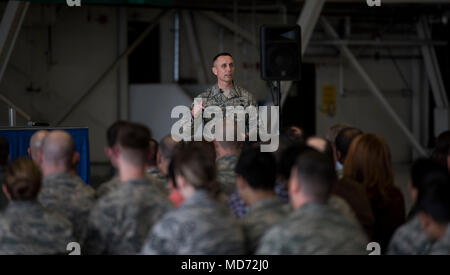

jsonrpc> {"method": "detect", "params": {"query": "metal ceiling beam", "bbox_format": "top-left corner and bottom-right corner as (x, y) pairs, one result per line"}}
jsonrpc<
(0, 0), (29, 84)
(320, 16), (427, 156)
(198, 10), (257, 47)
(54, 9), (169, 126)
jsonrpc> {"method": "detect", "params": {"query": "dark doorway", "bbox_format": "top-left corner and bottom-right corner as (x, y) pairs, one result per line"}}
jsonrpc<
(281, 63), (316, 138)
(128, 21), (160, 83)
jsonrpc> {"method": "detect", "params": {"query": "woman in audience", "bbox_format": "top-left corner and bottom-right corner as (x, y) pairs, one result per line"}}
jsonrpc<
(141, 142), (245, 254)
(343, 134), (405, 252)
(0, 157), (73, 255)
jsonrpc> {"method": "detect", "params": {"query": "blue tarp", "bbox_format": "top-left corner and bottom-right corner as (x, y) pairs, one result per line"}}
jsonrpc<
(0, 127), (91, 185)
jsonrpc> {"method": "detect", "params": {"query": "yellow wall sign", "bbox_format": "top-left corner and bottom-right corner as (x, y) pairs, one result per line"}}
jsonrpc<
(322, 85), (337, 116)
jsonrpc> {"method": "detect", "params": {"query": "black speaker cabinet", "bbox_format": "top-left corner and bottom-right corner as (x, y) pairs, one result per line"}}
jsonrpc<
(260, 25), (302, 81)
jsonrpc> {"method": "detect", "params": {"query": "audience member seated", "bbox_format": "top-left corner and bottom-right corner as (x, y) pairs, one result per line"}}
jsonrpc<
(416, 173), (450, 254)
(236, 146), (290, 253)
(0, 158), (73, 255)
(28, 130), (49, 164)
(141, 142), (245, 255)
(97, 121), (129, 198)
(256, 150), (368, 254)
(38, 130), (96, 244)
(388, 158), (448, 254)
(0, 136), (9, 211)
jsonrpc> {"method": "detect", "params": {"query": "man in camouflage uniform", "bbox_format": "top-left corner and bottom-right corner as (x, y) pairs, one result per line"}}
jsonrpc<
(185, 53), (258, 139)
(98, 124), (168, 198)
(256, 151), (368, 255)
(141, 142), (245, 255)
(96, 121), (129, 198)
(388, 159), (448, 255)
(85, 123), (173, 254)
(0, 158), (73, 255)
(38, 130), (96, 245)
(388, 215), (432, 255)
(415, 173), (450, 255)
(235, 147), (290, 253)
(28, 130), (49, 164)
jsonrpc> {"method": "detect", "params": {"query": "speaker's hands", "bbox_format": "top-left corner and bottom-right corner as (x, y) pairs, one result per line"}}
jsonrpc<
(192, 100), (205, 118)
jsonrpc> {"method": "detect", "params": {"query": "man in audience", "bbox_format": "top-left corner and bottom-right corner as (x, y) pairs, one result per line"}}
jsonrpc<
(416, 173), (450, 254)
(97, 121), (129, 198)
(388, 159), (447, 254)
(325, 123), (351, 174)
(214, 120), (241, 197)
(306, 136), (333, 160)
(256, 150), (368, 254)
(334, 127), (363, 177)
(0, 136), (9, 211)
(0, 157), (73, 255)
(278, 143), (356, 221)
(28, 130), (49, 164)
(85, 123), (173, 254)
(236, 147), (290, 253)
(38, 130), (96, 243)
(146, 138), (161, 178)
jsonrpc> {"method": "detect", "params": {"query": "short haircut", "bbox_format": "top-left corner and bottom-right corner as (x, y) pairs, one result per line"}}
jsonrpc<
(278, 142), (311, 180)
(417, 173), (450, 224)
(29, 130), (49, 161)
(235, 147), (277, 191)
(41, 131), (75, 168)
(5, 157), (42, 201)
(0, 136), (9, 166)
(117, 122), (151, 165)
(212, 52), (232, 66)
(106, 120), (130, 148)
(335, 127), (363, 162)
(295, 150), (337, 202)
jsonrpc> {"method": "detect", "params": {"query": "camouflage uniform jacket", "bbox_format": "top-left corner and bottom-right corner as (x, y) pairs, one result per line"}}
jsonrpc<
(256, 202), (369, 255)
(185, 84), (258, 138)
(39, 172), (96, 243)
(141, 189), (245, 255)
(85, 177), (173, 254)
(387, 215), (432, 255)
(240, 197), (290, 253)
(216, 154), (239, 196)
(428, 225), (450, 255)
